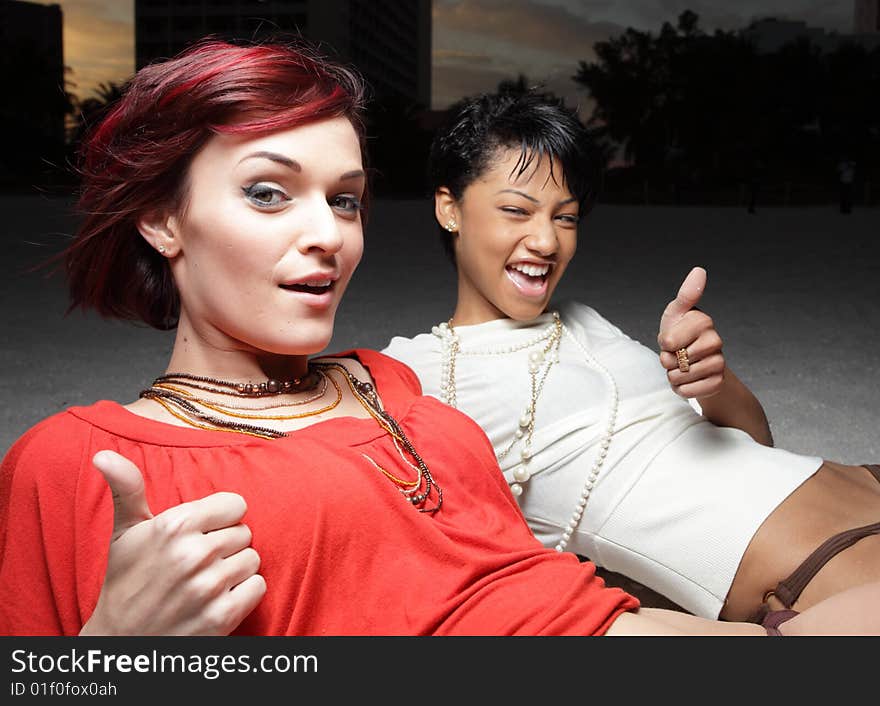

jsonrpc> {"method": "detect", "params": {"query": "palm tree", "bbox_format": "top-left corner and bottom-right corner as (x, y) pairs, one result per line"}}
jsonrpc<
(68, 81), (127, 151)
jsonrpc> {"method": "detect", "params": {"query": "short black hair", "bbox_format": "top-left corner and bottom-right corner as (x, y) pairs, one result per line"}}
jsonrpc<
(429, 86), (601, 261)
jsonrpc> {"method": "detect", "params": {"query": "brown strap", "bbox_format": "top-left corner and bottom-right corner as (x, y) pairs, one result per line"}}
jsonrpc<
(762, 609), (799, 636)
(771, 519), (880, 608)
(752, 464), (880, 622)
(864, 464), (880, 483)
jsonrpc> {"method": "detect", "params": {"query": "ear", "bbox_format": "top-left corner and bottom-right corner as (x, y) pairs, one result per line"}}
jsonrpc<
(434, 187), (460, 233)
(136, 211), (180, 257)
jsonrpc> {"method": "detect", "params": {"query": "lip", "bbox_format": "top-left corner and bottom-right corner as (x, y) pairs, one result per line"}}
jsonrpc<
(278, 272), (340, 308)
(505, 265), (550, 298)
(504, 258), (554, 298)
(507, 259), (553, 273)
(279, 271), (339, 287)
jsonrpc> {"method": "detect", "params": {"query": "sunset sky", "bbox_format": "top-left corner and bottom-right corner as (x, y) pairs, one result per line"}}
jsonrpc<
(33, 0), (855, 108)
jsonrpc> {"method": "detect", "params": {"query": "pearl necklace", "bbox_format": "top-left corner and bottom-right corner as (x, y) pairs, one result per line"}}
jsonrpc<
(435, 314), (562, 477)
(432, 313), (619, 552)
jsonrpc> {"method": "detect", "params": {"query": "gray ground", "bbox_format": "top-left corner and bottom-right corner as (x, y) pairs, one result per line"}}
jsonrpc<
(8, 194), (876, 463)
(3, 195), (879, 610)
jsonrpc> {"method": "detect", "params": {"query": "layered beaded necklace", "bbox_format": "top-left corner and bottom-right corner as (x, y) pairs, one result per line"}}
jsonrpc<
(319, 361), (442, 512)
(140, 362), (442, 512)
(142, 369), (339, 439)
(432, 311), (619, 551)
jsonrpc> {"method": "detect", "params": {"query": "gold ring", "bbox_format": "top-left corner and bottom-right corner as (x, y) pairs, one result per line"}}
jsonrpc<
(676, 347), (690, 373)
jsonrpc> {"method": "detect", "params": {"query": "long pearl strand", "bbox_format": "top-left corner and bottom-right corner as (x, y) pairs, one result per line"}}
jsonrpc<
(433, 314), (619, 553)
(434, 317), (560, 409)
(555, 323), (619, 552)
(436, 315), (562, 494)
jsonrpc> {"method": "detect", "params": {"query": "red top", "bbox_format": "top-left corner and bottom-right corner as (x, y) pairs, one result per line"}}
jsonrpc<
(0, 350), (637, 635)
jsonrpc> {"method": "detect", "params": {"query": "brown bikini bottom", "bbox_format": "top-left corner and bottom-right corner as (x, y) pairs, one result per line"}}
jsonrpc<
(752, 463), (880, 623)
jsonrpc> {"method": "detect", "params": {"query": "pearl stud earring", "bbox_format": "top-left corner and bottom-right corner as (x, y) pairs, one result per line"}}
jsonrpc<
(444, 219), (458, 232)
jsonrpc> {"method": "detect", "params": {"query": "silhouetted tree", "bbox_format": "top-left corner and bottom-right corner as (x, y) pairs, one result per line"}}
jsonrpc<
(573, 11), (880, 204)
(497, 73), (532, 95)
(68, 82), (127, 151)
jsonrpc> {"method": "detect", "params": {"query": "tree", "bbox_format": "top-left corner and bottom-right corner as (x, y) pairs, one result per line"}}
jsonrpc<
(68, 82), (127, 152)
(571, 11), (880, 204)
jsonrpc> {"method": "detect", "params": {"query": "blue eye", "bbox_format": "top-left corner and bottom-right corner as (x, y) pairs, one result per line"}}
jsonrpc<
(331, 194), (363, 214)
(242, 184), (290, 208)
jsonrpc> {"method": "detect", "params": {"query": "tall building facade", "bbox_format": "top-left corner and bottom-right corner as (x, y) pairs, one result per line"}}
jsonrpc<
(855, 0), (880, 33)
(135, 0), (431, 107)
(0, 0), (66, 186)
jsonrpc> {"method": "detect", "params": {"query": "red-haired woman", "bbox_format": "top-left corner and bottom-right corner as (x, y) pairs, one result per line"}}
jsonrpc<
(1, 39), (877, 636)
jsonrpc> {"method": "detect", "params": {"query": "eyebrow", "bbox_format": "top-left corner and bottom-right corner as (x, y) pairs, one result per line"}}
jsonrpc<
(239, 151), (301, 171)
(238, 153), (365, 182)
(497, 188), (577, 206)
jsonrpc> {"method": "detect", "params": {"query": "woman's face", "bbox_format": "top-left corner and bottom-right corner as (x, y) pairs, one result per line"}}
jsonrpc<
(445, 148), (579, 324)
(164, 116), (365, 360)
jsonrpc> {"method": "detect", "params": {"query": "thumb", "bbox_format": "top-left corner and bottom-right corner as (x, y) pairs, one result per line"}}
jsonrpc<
(659, 266), (707, 334)
(92, 450), (154, 541)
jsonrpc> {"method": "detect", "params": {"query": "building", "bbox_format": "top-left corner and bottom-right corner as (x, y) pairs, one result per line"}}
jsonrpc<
(854, 0), (880, 33)
(134, 0), (431, 108)
(744, 16), (880, 52)
(0, 0), (66, 187)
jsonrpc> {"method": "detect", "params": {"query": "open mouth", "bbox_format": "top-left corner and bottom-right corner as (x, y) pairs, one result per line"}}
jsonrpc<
(505, 263), (551, 294)
(279, 280), (334, 295)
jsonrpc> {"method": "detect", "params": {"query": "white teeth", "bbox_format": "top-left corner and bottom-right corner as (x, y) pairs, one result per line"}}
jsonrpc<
(510, 263), (550, 277)
(304, 279), (332, 287)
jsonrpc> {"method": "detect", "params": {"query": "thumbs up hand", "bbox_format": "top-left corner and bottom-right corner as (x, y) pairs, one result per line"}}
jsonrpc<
(79, 450), (266, 636)
(657, 267), (726, 400)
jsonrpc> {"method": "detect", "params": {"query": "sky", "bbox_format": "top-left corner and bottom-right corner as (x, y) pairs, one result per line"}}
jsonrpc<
(33, 0), (856, 109)
(432, 0), (854, 111)
(33, 0), (134, 101)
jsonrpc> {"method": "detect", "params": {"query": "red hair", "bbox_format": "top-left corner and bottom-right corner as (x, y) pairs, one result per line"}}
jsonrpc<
(65, 38), (367, 330)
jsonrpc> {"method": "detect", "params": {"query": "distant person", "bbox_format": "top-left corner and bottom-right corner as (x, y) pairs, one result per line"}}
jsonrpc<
(382, 88), (880, 624)
(747, 157), (765, 214)
(837, 158), (856, 214)
(8, 39), (878, 637)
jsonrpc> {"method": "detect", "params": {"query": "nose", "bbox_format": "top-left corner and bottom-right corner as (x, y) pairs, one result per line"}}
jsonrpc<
(522, 217), (559, 257)
(296, 195), (345, 255)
